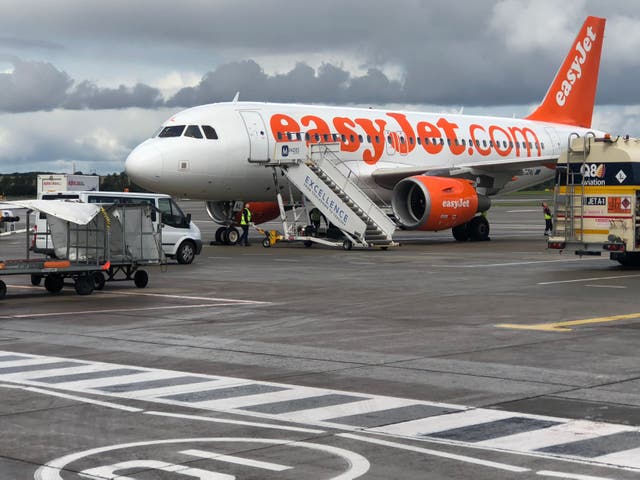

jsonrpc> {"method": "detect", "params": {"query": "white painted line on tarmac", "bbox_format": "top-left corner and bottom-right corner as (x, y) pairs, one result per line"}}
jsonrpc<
(99, 290), (272, 305)
(536, 470), (616, 480)
(507, 209), (538, 213)
(0, 383), (142, 412)
(0, 383), (327, 433)
(585, 284), (627, 289)
(539, 274), (640, 285)
(0, 303), (235, 319)
(433, 258), (604, 268)
(338, 433), (529, 473)
(182, 448), (292, 471)
(144, 411), (325, 434)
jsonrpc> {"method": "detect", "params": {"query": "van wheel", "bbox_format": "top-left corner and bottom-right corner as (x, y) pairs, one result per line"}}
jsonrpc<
(262, 238), (271, 248)
(134, 270), (149, 288)
(176, 240), (196, 264)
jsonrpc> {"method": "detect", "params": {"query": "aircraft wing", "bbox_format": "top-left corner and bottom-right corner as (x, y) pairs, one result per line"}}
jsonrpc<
(371, 155), (558, 189)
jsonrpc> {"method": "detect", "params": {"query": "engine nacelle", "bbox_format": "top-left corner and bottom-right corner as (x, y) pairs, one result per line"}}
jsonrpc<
(391, 176), (490, 230)
(205, 200), (280, 225)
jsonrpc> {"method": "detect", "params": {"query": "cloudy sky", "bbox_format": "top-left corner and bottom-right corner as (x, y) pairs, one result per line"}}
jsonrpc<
(1, 0), (640, 174)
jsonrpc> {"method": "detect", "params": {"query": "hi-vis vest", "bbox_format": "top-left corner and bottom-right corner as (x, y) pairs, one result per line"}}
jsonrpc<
(544, 208), (552, 220)
(241, 208), (252, 225)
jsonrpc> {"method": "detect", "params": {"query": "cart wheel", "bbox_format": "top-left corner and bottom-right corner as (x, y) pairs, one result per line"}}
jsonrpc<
(134, 270), (149, 288)
(0, 280), (6, 300)
(93, 272), (106, 290)
(44, 274), (64, 294)
(342, 239), (353, 251)
(30, 274), (42, 286)
(304, 240), (313, 248)
(74, 275), (94, 296)
(262, 237), (271, 248)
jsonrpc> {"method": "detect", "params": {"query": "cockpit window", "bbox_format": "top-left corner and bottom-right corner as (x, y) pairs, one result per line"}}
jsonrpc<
(158, 125), (185, 137)
(184, 125), (203, 139)
(201, 125), (218, 139)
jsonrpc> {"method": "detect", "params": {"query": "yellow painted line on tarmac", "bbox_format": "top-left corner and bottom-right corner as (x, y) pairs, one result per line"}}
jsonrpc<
(497, 312), (640, 331)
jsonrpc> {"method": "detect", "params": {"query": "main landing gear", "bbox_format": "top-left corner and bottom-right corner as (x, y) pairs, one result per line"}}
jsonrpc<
(214, 226), (240, 245)
(452, 215), (490, 242)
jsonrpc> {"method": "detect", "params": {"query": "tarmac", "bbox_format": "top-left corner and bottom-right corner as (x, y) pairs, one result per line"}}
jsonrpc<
(1, 199), (640, 479)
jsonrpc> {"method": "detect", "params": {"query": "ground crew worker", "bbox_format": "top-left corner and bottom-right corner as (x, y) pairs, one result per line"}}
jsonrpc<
(238, 203), (252, 246)
(542, 202), (553, 236)
(309, 207), (324, 235)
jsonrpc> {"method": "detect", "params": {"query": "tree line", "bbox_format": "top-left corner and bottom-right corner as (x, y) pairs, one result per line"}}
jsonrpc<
(0, 172), (147, 198)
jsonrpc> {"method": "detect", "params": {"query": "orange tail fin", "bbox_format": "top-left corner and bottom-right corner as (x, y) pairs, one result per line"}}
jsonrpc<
(526, 16), (605, 128)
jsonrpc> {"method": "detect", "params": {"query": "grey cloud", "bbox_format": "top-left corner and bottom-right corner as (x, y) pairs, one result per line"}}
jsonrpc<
(0, 36), (63, 50)
(0, 58), (72, 112)
(64, 81), (164, 110)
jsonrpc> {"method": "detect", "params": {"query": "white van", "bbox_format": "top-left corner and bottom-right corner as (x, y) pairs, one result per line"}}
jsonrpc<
(34, 191), (202, 264)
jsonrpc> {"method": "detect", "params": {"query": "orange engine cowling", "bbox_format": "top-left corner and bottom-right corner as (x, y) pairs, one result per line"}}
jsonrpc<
(391, 176), (486, 231)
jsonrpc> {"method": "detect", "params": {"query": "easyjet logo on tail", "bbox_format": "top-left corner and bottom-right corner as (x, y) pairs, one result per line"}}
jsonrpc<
(556, 25), (598, 107)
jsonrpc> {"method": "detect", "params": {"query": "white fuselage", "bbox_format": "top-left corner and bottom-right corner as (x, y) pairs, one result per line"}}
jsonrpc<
(125, 102), (600, 202)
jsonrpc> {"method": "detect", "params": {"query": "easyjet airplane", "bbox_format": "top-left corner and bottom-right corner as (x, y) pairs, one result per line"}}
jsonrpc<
(126, 16), (606, 244)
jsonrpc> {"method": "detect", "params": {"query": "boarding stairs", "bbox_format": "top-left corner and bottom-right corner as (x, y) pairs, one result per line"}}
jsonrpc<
(552, 132), (592, 242)
(263, 141), (397, 249)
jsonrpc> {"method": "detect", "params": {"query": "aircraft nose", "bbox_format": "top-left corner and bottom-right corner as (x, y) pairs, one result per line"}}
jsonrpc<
(125, 142), (163, 187)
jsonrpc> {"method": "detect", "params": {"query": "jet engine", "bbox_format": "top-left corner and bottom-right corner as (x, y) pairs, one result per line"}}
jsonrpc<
(391, 176), (491, 235)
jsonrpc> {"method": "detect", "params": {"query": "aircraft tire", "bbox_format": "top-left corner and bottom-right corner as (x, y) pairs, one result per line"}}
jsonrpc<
(224, 227), (239, 245)
(452, 223), (470, 242)
(0, 280), (6, 299)
(31, 274), (42, 286)
(469, 216), (490, 241)
(343, 239), (353, 251)
(215, 226), (226, 244)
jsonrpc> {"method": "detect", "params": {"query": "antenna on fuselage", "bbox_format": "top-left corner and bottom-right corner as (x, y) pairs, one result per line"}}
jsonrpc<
(232, 91), (240, 103)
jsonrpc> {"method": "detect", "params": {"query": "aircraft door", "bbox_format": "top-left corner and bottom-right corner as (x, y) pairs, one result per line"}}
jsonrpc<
(545, 127), (561, 156)
(240, 111), (270, 162)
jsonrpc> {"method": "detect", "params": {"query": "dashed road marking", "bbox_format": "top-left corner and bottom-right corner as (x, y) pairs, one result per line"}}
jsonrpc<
(2, 350), (639, 473)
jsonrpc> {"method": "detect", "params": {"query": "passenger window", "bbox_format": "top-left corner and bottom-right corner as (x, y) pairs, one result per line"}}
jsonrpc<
(201, 125), (218, 139)
(358, 135), (363, 142)
(158, 125), (185, 137)
(184, 125), (203, 138)
(277, 132), (283, 140)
